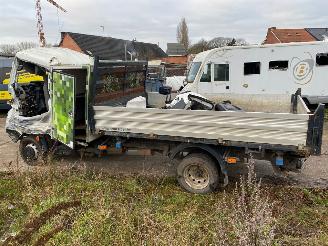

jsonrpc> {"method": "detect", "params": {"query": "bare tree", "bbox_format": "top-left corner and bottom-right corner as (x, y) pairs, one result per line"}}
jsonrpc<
(188, 39), (209, 54)
(176, 17), (190, 50)
(188, 37), (248, 54)
(16, 42), (38, 51)
(208, 37), (247, 48)
(0, 42), (39, 56)
(0, 44), (17, 56)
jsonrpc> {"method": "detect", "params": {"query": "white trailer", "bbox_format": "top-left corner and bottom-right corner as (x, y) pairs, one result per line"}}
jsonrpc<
(183, 41), (328, 112)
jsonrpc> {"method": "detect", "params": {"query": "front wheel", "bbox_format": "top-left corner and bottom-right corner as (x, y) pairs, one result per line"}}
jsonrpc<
(19, 136), (45, 165)
(176, 153), (219, 194)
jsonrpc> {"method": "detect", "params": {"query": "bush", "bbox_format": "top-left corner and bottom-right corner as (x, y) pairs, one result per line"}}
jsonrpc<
(223, 156), (276, 245)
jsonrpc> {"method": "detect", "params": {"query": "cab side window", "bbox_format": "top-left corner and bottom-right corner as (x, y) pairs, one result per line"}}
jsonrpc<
(214, 64), (229, 81)
(244, 62), (261, 75)
(269, 60), (288, 70)
(316, 53), (328, 66)
(200, 64), (211, 82)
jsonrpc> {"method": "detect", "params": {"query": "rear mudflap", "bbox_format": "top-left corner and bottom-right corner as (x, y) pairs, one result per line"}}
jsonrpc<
(306, 104), (325, 155)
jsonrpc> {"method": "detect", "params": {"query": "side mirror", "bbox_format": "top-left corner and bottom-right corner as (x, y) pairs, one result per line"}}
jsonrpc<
(159, 86), (172, 95)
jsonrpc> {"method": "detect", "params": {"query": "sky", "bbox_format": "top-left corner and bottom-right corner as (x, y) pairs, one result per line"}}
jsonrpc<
(0, 0), (328, 50)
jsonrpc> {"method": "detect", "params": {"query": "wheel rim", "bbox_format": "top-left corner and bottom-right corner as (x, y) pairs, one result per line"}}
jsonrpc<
(23, 143), (39, 162)
(183, 164), (210, 190)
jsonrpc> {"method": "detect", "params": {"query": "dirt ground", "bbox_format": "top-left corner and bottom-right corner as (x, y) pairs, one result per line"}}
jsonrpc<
(0, 110), (327, 188)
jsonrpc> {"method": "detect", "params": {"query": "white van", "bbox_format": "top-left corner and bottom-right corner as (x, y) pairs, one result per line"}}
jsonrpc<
(183, 41), (328, 112)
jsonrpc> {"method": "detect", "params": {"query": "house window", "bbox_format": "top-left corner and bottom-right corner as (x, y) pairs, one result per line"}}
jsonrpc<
(316, 53), (328, 66)
(244, 62), (261, 75)
(214, 64), (229, 81)
(200, 64), (211, 82)
(269, 60), (288, 70)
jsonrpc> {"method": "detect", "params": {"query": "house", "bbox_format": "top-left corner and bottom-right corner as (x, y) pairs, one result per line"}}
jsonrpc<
(263, 27), (316, 44)
(305, 28), (328, 41)
(263, 27), (328, 44)
(162, 43), (188, 65)
(161, 43), (188, 76)
(59, 32), (167, 61)
(166, 43), (187, 56)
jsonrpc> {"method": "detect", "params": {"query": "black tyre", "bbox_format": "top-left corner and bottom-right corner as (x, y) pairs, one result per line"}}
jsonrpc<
(176, 153), (219, 194)
(19, 136), (43, 165)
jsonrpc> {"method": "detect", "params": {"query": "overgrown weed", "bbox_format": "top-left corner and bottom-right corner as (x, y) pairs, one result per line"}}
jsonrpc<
(223, 155), (276, 246)
(0, 155), (327, 245)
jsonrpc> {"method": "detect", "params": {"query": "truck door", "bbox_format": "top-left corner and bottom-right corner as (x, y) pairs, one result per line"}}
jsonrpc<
(198, 63), (212, 94)
(51, 71), (75, 149)
(212, 63), (230, 93)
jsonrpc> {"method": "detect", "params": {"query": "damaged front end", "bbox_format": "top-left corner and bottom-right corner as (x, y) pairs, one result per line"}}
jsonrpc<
(6, 58), (51, 142)
(6, 109), (51, 142)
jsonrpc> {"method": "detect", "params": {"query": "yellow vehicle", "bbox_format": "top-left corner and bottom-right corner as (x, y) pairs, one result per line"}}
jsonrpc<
(0, 56), (13, 109)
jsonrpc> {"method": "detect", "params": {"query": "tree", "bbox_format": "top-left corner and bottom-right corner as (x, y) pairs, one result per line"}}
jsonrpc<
(188, 39), (209, 54)
(227, 38), (236, 46)
(0, 44), (17, 56)
(176, 17), (190, 50)
(208, 37), (247, 48)
(0, 42), (39, 56)
(15, 42), (38, 51)
(188, 37), (248, 54)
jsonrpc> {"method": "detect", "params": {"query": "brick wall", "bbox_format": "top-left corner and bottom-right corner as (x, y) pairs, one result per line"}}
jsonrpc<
(162, 56), (188, 65)
(59, 34), (83, 53)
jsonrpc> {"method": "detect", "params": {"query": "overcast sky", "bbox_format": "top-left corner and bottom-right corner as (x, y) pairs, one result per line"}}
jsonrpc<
(0, 0), (327, 49)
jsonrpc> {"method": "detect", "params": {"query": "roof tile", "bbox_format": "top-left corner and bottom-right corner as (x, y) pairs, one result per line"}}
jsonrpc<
(61, 32), (167, 60)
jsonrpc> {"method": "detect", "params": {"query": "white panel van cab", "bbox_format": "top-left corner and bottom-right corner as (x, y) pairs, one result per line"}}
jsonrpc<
(183, 41), (328, 112)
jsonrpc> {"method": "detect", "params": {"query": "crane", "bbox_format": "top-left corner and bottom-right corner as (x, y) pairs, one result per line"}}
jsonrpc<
(36, 0), (67, 47)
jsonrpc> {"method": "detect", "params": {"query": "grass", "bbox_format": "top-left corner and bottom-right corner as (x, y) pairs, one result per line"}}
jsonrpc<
(0, 167), (327, 246)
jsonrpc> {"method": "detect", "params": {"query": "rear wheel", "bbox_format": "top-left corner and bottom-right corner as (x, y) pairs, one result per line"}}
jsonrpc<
(19, 136), (44, 165)
(176, 153), (219, 194)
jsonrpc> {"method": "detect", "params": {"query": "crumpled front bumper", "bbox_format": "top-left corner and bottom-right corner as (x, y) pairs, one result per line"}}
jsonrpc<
(5, 108), (52, 142)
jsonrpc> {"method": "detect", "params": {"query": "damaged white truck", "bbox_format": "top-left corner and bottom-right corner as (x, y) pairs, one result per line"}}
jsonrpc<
(6, 47), (324, 193)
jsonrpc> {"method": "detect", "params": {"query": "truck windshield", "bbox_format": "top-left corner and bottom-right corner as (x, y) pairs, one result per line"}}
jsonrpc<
(187, 62), (201, 83)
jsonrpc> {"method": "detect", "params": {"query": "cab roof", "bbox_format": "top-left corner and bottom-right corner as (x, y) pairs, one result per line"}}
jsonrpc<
(193, 41), (328, 63)
(16, 47), (94, 69)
